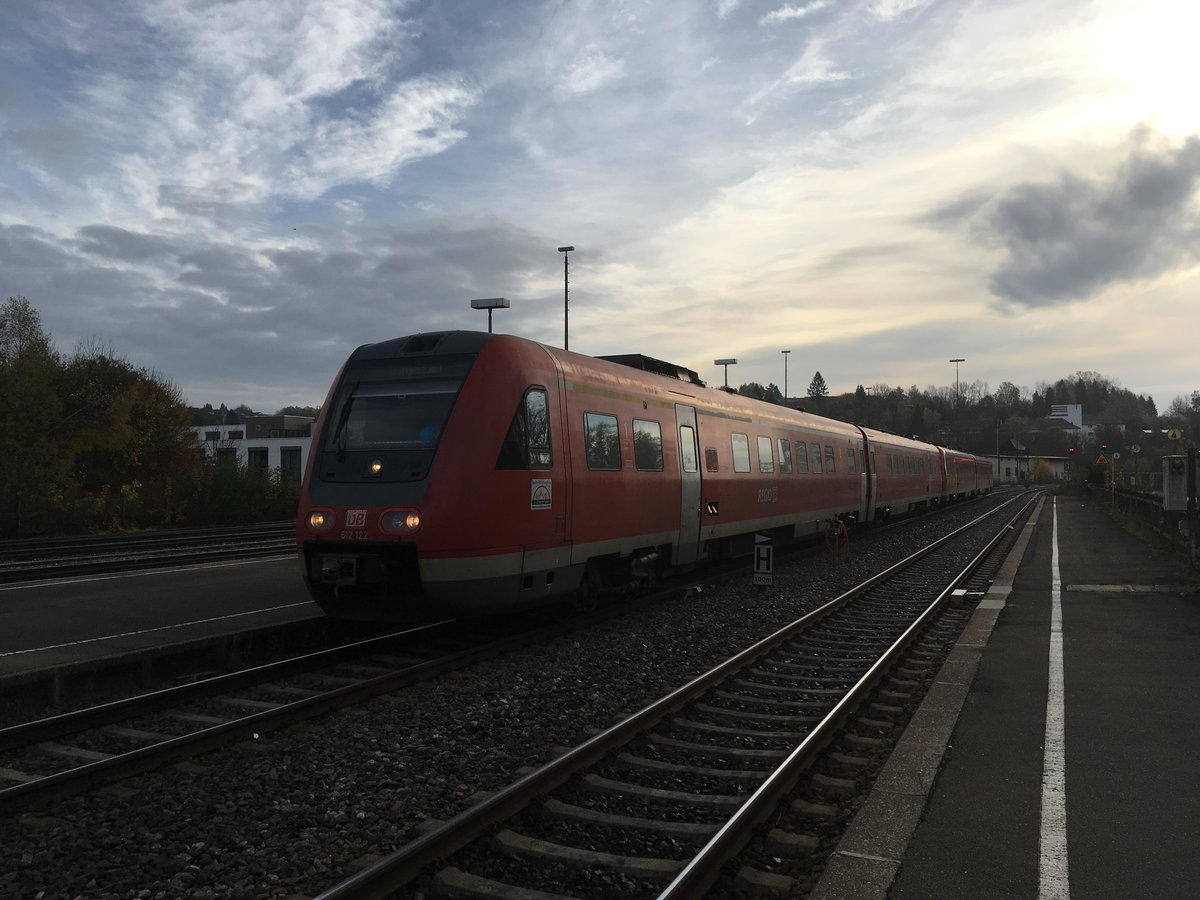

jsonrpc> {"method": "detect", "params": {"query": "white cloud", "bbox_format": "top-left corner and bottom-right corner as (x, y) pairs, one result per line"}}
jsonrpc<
(868, 0), (935, 21)
(761, 1), (833, 26)
(558, 47), (627, 96)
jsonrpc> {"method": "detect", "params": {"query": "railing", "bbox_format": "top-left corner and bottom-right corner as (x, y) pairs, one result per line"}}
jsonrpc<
(1087, 484), (1192, 555)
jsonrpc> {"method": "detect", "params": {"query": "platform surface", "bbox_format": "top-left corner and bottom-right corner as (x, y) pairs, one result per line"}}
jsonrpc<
(813, 493), (1199, 900)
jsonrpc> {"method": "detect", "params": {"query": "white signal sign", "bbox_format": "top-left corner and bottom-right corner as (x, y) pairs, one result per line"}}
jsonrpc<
(753, 533), (774, 586)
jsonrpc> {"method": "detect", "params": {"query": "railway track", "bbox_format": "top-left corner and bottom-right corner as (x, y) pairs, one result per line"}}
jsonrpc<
(313, 492), (1039, 899)
(0, 521), (295, 583)
(0, 613), (595, 814)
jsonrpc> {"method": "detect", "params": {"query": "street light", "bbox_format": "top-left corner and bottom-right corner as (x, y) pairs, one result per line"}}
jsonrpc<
(714, 358), (738, 389)
(470, 297), (509, 333)
(781, 350), (790, 407)
(949, 358), (965, 447)
(558, 246), (574, 350)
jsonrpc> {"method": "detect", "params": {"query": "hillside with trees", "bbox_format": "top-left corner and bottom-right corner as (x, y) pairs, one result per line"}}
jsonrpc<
(0, 296), (300, 537)
(3, 294), (1194, 537)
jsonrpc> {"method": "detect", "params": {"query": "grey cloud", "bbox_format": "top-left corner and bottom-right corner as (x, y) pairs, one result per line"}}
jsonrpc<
(928, 130), (1200, 306)
(73, 225), (179, 263)
(0, 216), (566, 408)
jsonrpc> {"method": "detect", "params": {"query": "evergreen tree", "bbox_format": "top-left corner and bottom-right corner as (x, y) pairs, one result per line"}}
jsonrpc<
(807, 371), (829, 400)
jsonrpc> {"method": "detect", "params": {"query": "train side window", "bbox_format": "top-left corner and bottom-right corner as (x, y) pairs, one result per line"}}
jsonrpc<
(846, 448), (856, 473)
(757, 436), (774, 473)
(679, 425), (698, 474)
(825, 445), (836, 473)
(732, 433), (751, 473)
(584, 412), (621, 470)
(496, 387), (552, 470)
(778, 439), (793, 473)
(795, 441), (809, 473)
(811, 443), (823, 474)
(705, 447), (720, 472)
(633, 418), (664, 471)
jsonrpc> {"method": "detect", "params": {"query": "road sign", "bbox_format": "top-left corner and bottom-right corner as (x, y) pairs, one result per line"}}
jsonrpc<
(1168, 429), (1182, 441)
(1095, 453), (1110, 465)
(1111, 451), (1121, 461)
(753, 533), (773, 586)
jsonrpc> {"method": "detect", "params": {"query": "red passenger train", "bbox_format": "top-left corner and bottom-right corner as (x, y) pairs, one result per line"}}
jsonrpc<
(296, 332), (992, 620)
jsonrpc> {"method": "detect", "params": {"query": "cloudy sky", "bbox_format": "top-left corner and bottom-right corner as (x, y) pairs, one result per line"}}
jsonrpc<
(2, 0), (1198, 413)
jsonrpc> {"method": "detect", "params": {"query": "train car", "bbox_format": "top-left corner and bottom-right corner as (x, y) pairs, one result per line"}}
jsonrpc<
(939, 448), (995, 501)
(296, 331), (985, 621)
(860, 428), (941, 519)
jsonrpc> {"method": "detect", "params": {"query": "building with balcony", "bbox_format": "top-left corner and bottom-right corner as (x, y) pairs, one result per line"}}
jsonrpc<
(194, 416), (314, 482)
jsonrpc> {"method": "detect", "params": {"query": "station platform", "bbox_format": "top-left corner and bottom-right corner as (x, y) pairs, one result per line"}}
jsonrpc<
(812, 492), (1199, 900)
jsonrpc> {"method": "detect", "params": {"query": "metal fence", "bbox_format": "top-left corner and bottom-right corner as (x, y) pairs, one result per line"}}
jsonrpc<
(1088, 483), (1196, 567)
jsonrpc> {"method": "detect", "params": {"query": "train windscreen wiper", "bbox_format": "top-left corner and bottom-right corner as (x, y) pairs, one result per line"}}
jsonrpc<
(330, 380), (360, 462)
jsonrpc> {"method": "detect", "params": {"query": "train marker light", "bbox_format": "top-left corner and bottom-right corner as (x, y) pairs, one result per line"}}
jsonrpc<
(381, 509), (422, 534)
(306, 510), (334, 532)
(368, 459), (383, 475)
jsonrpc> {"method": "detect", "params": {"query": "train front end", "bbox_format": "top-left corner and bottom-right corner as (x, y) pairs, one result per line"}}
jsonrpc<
(297, 331), (492, 621)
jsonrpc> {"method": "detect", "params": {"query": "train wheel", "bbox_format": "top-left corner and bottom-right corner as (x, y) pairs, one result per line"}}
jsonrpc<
(571, 568), (599, 613)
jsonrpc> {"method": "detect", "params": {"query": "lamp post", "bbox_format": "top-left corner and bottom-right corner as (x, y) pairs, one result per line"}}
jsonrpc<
(558, 246), (574, 350)
(781, 350), (790, 407)
(949, 358), (965, 447)
(470, 297), (510, 333)
(714, 358), (738, 389)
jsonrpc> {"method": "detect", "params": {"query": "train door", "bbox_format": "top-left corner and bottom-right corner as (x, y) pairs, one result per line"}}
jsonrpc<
(864, 440), (877, 522)
(675, 404), (702, 565)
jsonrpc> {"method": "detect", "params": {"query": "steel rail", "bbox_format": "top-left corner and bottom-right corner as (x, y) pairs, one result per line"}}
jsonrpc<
(0, 522), (293, 558)
(0, 594), (661, 814)
(0, 523), (296, 583)
(657, 490), (1041, 898)
(314, 492), (1029, 900)
(0, 621), (453, 753)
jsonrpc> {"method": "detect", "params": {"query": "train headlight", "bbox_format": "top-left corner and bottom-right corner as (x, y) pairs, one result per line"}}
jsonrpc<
(368, 459), (383, 476)
(380, 509), (422, 534)
(306, 509), (334, 532)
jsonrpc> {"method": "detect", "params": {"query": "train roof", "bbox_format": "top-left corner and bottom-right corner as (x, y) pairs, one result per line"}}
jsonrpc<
(350, 330), (492, 361)
(596, 353), (705, 387)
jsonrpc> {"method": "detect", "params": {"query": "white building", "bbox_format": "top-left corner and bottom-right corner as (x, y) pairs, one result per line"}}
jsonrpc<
(193, 416), (314, 483)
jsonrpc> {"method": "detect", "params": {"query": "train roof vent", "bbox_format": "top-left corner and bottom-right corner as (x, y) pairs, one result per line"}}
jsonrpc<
(399, 333), (451, 353)
(599, 353), (706, 387)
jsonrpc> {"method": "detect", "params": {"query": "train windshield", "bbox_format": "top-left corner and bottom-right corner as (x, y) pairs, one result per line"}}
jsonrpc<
(325, 357), (471, 452)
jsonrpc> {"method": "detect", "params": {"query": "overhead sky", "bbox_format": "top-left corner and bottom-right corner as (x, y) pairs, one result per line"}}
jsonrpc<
(2, 0), (1197, 414)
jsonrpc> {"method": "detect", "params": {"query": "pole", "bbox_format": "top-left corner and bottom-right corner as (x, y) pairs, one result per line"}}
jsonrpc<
(1188, 447), (1197, 569)
(949, 358), (964, 449)
(558, 246), (574, 350)
(781, 350), (790, 407)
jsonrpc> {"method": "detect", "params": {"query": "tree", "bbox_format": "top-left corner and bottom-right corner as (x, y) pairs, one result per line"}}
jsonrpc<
(276, 405), (320, 418)
(994, 381), (1021, 412)
(737, 382), (766, 401)
(0, 297), (65, 536)
(807, 371), (829, 400)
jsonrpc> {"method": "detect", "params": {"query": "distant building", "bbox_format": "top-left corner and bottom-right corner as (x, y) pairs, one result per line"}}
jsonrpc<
(994, 439), (1072, 483)
(1045, 403), (1115, 445)
(193, 416), (315, 483)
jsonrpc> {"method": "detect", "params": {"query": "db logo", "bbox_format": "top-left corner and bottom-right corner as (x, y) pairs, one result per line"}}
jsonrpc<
(345, 509), (367, 527)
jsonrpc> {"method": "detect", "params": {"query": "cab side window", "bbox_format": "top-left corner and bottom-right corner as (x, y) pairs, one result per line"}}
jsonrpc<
(496, 387), (552, 470)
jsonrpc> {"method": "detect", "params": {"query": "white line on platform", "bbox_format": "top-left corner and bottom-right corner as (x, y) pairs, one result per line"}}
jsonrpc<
(0, 601), (316, 659)
(0, 554), (296, 592)
(1065, 584), (1181, 593)
(1039, 498), (1070, 899)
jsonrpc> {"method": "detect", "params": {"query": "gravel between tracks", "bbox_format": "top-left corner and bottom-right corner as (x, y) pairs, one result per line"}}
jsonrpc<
(0, 502), (1002, 899)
